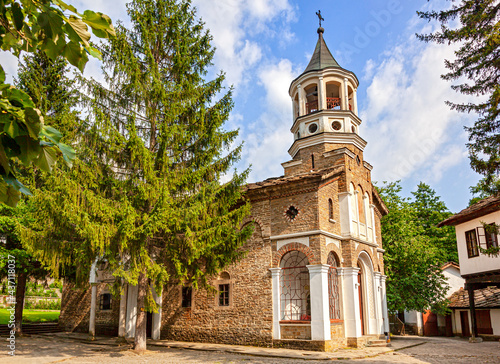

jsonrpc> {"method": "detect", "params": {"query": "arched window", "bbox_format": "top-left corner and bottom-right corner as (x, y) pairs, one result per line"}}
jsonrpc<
(328, 198), (334, 220)
(280, 251), (310, 321)
(327, 252), (341, 320)
(357, 185), (366, 225)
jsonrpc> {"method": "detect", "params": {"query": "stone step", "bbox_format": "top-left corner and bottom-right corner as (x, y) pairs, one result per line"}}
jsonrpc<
(367, 339), (391, 347)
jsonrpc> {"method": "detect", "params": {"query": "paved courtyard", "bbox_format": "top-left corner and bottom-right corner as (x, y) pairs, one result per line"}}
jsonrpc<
(1, 334), (499, 363)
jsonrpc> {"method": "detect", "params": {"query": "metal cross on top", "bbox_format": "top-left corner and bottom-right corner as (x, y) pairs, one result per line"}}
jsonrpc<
(316, 10), (324, 27)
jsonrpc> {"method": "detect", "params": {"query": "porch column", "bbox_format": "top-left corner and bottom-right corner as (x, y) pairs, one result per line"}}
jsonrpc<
(307, 264), (331, 340)
(467, 284), (478, 338)
(118, 282), (128, 337)
(89, 284), (97, 338)
(373, 272), (383, 335)
(152, 285), (162, 340)
(269, 268), (281, 340)
(380, 275), (390, 334)
(125, 284), (138, 338)
(342, 267), (362, 338)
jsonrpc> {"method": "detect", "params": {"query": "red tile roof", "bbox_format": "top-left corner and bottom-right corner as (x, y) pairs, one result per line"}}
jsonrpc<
(448, 286), (500, 309)
(438, 195), (500, 227)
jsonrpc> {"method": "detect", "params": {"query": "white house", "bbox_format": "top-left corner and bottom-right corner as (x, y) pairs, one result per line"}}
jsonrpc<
(439, 195), (500, 339)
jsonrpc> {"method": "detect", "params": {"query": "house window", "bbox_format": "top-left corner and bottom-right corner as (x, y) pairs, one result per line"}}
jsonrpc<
(328, 198), (334, 220)
(181, 286), (192, 308)
(99, 293), (112, 310)
(485, 224), (498, 249)
(218, 284), (230, 306)
(465, 229), (479, 258)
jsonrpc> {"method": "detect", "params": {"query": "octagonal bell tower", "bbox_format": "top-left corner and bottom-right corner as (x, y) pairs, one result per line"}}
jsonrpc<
(283, 26), (367, 177)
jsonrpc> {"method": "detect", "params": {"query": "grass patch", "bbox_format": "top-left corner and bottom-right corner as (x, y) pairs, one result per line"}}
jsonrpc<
(0, 308), (60, 324)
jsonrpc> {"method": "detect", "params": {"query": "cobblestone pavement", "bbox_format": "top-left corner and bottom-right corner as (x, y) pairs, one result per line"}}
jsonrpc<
(0, 335), (499, 363)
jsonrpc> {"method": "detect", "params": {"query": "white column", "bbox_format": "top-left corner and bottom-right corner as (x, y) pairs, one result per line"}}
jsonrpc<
(341, 267), (362, 338)
(318, 76), (325, 110)
(340, 79), (346, 110)
(353, 89), (358, 115)
(380, 275), (390, 334)
(307, 264), (331, 340)
(125, 284), (138, 338)
(89, 284), (97, 337)
(297, 84), (304, 116)
(370, 204), (377, 245)
(338, 192), (352, 237)
(151, 285), (162, 340)
(269, 268), (281, 340)
(373, 272), (383, 335)
(344, 78), (349, 111)
(118, 283), (128, 337)
(353, 190), (360, 237)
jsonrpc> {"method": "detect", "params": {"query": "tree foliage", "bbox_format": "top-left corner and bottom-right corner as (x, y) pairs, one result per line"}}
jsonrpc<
(21, 0), (252, 351)
(0, 0), (115, 206)
(377, 182), (453, 314)
(417, 1), (500, 195)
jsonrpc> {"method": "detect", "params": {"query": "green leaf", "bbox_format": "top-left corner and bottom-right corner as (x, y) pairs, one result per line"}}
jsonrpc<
(53, 0), (78, 14)
(3, 117), (24, 138)
(40, 125), (63, 144)
(24, 108), (43, 139)
(57, 142), (75, 168)
(0, 65), (5, 84)
(0, 182), (20, 207)
(82, 10), (112, 34)
(5, 87), (35, 108)
(34, 144), (59, 172)
(11, 2), (24, 31)
(41, 35), (66, 60)
(63, 41), (85, 72)
(0, 142), (10, 174)
(37, 11), (64, 39)
(16, 135), (41, 165)
(66, 15), (90, 47)
(85, 45), (102, 60)
(3, 173), (31, 196)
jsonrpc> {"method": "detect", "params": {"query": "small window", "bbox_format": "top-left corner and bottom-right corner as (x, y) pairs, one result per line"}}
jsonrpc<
(485, 224), (498, 249)
(465, 229), (479, 258)
(356, 155), (361, 165)
(308, 123), (318, 134)
(219, 284), (230, 306)
(311, 154), (315, 169)
(331, 121), (342, 131)
(181, 286), (192, 308)
(285, 206), (299, 221)
(328, 198), (334, 220)
(351, 125), (356, 133)
(99, 293), (112, 310)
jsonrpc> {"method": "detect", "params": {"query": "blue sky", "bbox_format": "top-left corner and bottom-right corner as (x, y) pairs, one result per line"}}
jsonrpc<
(1, 0), (482, 212)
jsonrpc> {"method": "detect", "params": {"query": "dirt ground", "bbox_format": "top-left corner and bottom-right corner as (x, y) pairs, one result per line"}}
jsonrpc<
(1, 335), (499, 364)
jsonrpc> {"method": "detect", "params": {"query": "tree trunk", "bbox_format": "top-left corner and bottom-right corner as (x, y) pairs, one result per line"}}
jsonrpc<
(14, 271), (27, 335)
(133, 271), (148, 352)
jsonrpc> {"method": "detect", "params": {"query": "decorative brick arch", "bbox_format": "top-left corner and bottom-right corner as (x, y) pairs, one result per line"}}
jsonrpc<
(241, 216), (269, 239)
(273, 243), (318, 267)
(354, 246), (375, 266)
(324, 245), (342, 266)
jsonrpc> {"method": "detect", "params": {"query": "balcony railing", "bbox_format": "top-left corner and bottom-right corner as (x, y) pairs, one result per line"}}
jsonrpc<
(306, 100), (318, 114)
(327, 97), (341, 110)
(304, 98), (352, 115)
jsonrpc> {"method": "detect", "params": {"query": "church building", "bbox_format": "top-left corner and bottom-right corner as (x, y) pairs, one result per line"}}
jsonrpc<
(59, 25), (390, 351)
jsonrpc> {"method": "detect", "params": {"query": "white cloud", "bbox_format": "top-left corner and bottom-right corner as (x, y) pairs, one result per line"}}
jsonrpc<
(243, 59), (296, 181)
(362, 35), (479, 184)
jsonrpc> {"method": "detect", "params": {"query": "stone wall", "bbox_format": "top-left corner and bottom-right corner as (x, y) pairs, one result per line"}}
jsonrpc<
(160, 223), (274, 347)
(59, 282), (119, 336)
(281, 324), (311, 340)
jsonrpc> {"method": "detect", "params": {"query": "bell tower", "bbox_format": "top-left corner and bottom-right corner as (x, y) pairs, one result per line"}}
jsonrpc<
(283, 26), (367, 177)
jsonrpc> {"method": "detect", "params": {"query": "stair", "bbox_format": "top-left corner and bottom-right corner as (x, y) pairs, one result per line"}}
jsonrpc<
(366, 339), (391, 347)
(0, 323), (62, 336)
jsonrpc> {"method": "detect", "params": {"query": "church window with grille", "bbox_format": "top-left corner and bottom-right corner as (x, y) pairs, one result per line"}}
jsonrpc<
(328, 198), (334, 220)
(327, 252), (341, 320)
(280, 251), (310, 321)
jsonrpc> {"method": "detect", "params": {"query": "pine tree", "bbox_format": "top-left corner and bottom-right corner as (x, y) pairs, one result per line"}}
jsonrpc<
(22, 0), (252, 351)
(417, 1), (500, 194)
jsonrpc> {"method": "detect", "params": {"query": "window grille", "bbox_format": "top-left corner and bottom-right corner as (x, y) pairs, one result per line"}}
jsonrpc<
(279, 251), (310, 321)
(181, 286), (192, 308)
(99, 293), (112, 310)
(327, 252), (341, 320)
(218, 284), (230, 306)
(485, 224), (499, 249)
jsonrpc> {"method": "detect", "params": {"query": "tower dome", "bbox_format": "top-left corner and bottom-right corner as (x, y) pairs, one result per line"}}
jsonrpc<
(287, 26), (365, 159)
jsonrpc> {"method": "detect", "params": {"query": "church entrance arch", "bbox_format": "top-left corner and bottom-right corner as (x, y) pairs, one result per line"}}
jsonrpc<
(357, 251), (375, 336)
(279, 250), (311, 321)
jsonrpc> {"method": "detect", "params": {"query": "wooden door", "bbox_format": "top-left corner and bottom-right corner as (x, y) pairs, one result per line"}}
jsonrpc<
(476, 310), (493, 335)
(146, 311), (153, 338)
(358, 268), (365, 335)
(460, 311), (470, 337)
(445, 314), (453, 337)
(423, 310), (439, 336)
